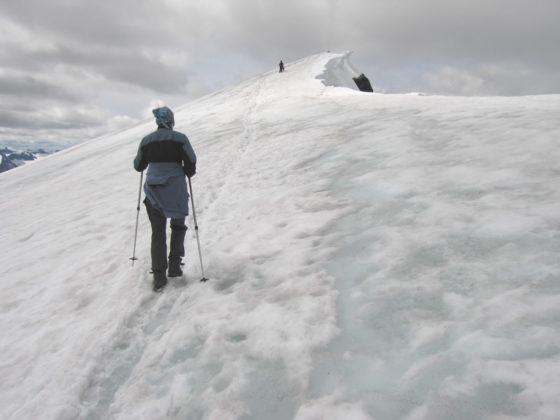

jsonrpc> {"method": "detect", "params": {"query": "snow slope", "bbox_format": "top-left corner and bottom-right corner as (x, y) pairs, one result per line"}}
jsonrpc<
(1, 52), (560, 420)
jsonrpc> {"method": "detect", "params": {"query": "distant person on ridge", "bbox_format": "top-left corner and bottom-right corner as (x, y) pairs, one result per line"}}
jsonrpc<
(279, 60), (285, 73)
(133, 106), (197, 292)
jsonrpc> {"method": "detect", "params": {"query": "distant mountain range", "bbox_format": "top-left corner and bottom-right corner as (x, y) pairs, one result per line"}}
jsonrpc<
(0, 147), (52, 173)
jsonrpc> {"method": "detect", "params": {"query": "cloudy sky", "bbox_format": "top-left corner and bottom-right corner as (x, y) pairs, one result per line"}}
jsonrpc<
(1, 0), (559, 151)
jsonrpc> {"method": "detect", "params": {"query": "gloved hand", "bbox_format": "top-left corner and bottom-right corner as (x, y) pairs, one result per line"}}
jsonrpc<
(184, 162), (196, 178)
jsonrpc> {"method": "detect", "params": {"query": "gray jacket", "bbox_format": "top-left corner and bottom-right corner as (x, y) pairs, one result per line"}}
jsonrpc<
(134, 128), (197, 218)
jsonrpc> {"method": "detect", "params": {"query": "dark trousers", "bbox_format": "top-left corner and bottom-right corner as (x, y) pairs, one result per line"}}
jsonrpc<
(144, 198), (187, 273)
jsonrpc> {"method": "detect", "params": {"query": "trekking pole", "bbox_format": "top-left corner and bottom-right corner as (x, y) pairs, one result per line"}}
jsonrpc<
(188, 177), (209, 282)
(130, 171), (144, 266)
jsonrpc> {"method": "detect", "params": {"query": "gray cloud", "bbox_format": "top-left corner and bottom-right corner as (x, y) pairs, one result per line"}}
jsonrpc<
(4, 0), (559, 92)
(0, 101), (110, 130)
(1, 0), (559, 149)
(0, 72), (86, 102)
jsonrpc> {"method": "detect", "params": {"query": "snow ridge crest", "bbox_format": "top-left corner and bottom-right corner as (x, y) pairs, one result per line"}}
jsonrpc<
(316, 52), (362, 91)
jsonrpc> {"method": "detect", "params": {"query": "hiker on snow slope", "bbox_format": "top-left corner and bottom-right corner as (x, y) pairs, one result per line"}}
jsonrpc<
(134, 106), (197, 292)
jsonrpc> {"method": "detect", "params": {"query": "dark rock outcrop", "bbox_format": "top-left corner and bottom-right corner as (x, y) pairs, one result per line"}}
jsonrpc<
(0, 155), (18, 173)
(352, 73), (374, 92)
(0, 148), (49, 173)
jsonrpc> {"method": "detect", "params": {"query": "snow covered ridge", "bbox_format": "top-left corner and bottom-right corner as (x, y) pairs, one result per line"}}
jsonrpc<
(1, 53), (560, 419)
(0, 147), (51, 173)
(316, 51), (372, 91)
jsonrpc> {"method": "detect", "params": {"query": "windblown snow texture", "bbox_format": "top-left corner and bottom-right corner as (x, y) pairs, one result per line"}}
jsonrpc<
(1, 52), (560, 420)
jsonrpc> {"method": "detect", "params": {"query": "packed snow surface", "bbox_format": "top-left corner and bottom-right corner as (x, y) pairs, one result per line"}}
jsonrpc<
(1, 53), (560, 420)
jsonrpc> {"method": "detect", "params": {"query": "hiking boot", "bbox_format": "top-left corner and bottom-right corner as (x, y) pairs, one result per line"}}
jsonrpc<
(153, 271), (167, 292)
(168, 258), (184, 278)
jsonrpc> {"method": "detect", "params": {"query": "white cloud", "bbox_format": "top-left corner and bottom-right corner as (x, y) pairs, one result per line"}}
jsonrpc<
(143, 100), (166, 119)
